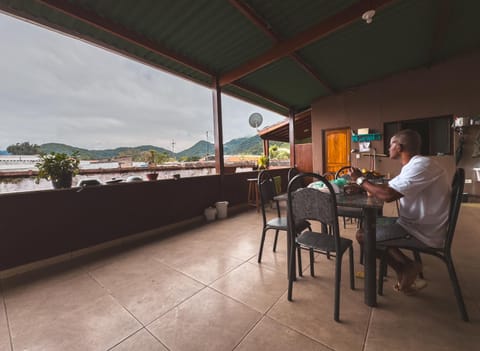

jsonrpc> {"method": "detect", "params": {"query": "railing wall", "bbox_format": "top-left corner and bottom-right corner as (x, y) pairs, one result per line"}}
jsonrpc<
(0, 169), (289, 271)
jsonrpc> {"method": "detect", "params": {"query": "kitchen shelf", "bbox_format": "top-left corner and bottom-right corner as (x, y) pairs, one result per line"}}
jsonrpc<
(352, 133), (382, 142)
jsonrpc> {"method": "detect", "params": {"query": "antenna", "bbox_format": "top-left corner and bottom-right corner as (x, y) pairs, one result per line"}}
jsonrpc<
(171, 139), (176, 155)
(248, 112), (263, 130)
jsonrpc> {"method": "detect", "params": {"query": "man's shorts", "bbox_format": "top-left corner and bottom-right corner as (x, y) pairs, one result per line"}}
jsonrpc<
(376, 217), (412, 242)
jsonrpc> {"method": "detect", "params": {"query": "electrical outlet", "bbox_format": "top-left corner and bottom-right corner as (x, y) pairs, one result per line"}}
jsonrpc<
(465, 179), (472, 184)
(356, 154), (361, 159)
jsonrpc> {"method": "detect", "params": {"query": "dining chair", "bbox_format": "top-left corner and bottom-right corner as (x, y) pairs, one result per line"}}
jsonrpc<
(257, 170), (310, 263)
(377, 168), (468, 321)
(287, 172), (355, 322)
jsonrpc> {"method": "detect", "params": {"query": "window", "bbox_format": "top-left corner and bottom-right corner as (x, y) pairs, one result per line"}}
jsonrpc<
(384, 115), (453, 156)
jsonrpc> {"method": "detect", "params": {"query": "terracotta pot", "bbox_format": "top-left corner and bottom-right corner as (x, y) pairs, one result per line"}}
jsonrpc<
(146, 173), (158, 181)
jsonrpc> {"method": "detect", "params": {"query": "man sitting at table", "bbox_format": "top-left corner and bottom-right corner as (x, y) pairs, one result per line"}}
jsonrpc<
(349, 129), (451, 294)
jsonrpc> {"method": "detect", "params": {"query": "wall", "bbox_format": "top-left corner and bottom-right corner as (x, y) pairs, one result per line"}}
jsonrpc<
(457, 125), (480, 196)
(0, 169), (289, 271)
(310, 51), (480, 181)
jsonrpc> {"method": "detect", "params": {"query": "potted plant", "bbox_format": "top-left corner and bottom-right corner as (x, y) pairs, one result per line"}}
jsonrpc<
(257, 154), (269, 170)
(35, 151), (80, 189)
(144, 150), (159, 181)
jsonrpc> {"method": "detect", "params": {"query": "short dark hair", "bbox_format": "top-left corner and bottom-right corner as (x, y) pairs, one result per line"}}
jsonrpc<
(393, 129), (421, 154)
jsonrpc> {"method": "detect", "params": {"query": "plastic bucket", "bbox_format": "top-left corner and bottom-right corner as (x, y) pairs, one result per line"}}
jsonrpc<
(215, 201), (229, 219)
(204, 207), (217, 222)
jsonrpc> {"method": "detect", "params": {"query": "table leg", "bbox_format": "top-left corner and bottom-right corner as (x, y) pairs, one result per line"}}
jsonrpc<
(363, 207), (377, 307)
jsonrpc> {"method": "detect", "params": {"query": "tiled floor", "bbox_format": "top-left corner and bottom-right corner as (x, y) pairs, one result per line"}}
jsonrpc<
(0, 203), (479, 351)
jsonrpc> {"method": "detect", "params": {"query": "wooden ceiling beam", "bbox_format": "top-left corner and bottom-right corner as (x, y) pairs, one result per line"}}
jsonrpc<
(220, 0), (396, 86)
(229, 0), (335, 93)
(37, 0), (213, 77)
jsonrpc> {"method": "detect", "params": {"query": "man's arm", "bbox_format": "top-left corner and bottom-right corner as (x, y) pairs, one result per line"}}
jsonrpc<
(348, 167), (403, 202)
(361, 181), (403, 202)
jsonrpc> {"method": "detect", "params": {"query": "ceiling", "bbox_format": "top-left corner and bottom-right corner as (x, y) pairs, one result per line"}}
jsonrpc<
(1, 0), (479, 118)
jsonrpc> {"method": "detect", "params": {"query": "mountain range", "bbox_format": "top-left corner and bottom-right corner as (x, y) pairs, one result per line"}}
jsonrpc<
(1, 135), (287, 160)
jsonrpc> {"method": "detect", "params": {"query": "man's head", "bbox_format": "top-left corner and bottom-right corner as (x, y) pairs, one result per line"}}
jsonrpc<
(389, 129), (421, 160)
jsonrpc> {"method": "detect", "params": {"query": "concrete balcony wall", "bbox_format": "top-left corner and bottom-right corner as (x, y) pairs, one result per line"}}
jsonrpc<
(0, 169), (289, 271)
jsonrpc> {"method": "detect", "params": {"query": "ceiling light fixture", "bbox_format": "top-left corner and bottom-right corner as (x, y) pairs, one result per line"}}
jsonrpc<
(362, 9), (376, 24)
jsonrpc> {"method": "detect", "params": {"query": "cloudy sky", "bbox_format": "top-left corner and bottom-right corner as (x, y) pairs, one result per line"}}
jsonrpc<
(0, 13), (285, 152)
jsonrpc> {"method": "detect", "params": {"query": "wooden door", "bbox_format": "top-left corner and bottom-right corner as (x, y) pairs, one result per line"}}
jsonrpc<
(324, 128), (351, 173)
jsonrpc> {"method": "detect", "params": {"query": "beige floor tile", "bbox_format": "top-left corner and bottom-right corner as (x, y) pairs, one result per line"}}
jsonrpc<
(211, 262), (287, 313)
(4, 273), (140, 351)
(235, 316), (330, 351)
(0, 291), (11, 351)
(267, 259), (370, 351)
(90, 255), (204, 325)
(154, 251), (244, 285)
(148, 287), (261, 351)
(110, 329), (167, 351)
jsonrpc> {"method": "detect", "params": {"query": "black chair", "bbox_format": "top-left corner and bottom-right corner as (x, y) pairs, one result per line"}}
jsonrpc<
(257, 170), (310, 263)
(287, 173), (355, 322)
(377, 168), (469, 322)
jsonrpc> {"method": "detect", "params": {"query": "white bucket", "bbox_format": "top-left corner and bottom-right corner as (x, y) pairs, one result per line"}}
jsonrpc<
(215, 201), (229, 219)
(204, 207), (217, 222)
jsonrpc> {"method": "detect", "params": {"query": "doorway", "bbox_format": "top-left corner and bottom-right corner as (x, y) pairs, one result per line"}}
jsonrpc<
(324, 128), (351, 173)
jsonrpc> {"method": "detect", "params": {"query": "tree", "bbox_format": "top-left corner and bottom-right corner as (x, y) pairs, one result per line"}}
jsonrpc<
(6, 141), (40, 155)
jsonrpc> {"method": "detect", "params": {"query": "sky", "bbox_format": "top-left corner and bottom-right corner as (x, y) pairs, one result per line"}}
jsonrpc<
(0, 13), (285, 152)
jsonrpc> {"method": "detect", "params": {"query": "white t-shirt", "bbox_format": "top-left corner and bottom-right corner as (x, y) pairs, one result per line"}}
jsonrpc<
(388, 155), (451, 248)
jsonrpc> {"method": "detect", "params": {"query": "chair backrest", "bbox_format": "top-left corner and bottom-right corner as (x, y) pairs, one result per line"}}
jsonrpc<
(335, 165), (352, 181)
(288, 167), (303, 191)
(287, 167), (299, 182)
(287, 173), (340, 245)
(444, 168), (465, 252)
(258, 170), (279, 223)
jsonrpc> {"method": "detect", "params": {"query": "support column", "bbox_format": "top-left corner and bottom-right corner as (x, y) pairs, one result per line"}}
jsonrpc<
(263, 139), (269, 158)
(289, 109), (296, 167)
(212, 77), (225, 175)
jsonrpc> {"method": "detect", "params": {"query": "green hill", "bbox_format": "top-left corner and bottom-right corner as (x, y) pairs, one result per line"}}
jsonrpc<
(40, 143), (173, 160)
(36, 135), (288, 160)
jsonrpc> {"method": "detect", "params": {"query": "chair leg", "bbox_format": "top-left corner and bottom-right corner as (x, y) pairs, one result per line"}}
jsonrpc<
(334, 257), (342, 322)
(257, 228), (268, 263)
(309, 249), (315, 276)
(359, 244), (364, 265)
(378, 250), (388, 296)
(288, 244), (296, 301)
(343, 216), (346, 229)
(413, 250), (424, 279)
(445, 256), (469, 321)
(349, 246), (355, 290)
(297, 246), (303, 277)
(273, 230), (279, 252)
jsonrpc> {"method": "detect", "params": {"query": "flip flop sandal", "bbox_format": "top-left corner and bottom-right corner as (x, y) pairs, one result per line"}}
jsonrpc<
(397, 279), (428, 295)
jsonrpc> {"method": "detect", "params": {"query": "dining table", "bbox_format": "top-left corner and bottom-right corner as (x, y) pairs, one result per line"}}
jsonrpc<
(277, 190), (384, 307)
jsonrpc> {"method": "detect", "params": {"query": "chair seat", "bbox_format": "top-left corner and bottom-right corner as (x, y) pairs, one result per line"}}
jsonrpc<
(267, 217), (310, 231)
(377, 236), (441, 254)
(296, 230), (353, 254)
(337, 206), (363, 218)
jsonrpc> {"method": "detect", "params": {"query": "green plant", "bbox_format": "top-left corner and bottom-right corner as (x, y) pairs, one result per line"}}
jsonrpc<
(257, 154), (269, 169)
(35, 152), (80, 186)
(144, 150), (159, 173)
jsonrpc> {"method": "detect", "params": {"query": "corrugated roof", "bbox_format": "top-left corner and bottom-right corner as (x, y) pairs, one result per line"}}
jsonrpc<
(0, 0), (479, 117)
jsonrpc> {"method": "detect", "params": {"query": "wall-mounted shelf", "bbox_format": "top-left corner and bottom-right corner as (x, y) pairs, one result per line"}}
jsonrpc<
(352, 133), (382, 142)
